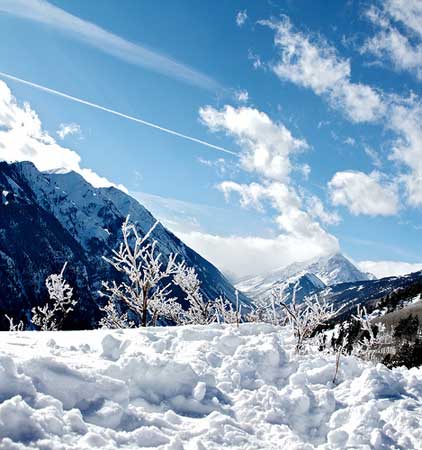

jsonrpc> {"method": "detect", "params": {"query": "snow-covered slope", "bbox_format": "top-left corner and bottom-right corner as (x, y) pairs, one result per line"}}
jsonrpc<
(238, 272), (326, 305)
(323, 270), (422, 318)
(236, 253), (370, 302)
(0, 161), (246, 329)
(1, 325), (421, 449)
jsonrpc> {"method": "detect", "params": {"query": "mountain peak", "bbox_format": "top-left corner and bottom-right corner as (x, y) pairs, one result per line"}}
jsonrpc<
(236, 252), (370, 301)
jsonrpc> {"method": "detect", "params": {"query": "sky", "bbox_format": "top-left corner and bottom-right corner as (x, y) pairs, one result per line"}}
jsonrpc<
(0, 0), (422, 280)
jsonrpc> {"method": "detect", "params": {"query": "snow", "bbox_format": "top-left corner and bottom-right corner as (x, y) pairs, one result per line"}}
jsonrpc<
(0, 324), (421, 449)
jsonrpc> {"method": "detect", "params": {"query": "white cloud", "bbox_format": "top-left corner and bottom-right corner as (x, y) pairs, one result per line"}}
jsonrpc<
(248, 50), (263, 70)
(234, 89), (249, 103)
(0, 80), (126, 191)
(197, 157), (228, 176)
(236, 10), (247, 27)
(0, 0), (220, 91)
(57, 122), (81, 140)
(328, 170), (399, 216)
(344, 137), (355, 146)
(218, 180), (339, 254)
(199, 105), (308, 180)
(299, 163), (311, 179)
(362, 1), (422, 80)
(256, 15), (422, 209)
(357, 260), (422, 278)
(364, 145), (382, 168)
(306, 195), (341, 225)
(219, 180), (299, 213)
(385, 0), (422, 35)
(389, 100), (422, 206)
(260, 17), (386, 122)
(179, 230), (338, 279)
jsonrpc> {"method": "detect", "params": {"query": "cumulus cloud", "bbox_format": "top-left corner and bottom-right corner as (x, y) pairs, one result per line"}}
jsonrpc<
(57, 122), (81, 139)
(236, 10), (248, 27)
(199, 105), (308, 180)
(260, 17), (386, 122)
(219, 180), (339, 233)
(0, 80), (126, 191)
(357, 260), (422, 279)
(328, 170), (399, 216)
(362, 1), (422, 80)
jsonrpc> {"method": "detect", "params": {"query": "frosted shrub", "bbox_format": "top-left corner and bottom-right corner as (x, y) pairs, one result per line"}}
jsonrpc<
(214, 291), (241, 326)
(274, 283), (343, 352)
(245, 296), (280, 324)
(351, 305), (394, 361)
(101, 216), (181, 327)
(173, 264), (215, 325)
(99, 300), (135, 329)
(31, 263), (77, 331)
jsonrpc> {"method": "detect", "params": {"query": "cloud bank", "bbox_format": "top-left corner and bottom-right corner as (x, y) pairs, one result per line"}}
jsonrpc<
(357, 260), (422, 279)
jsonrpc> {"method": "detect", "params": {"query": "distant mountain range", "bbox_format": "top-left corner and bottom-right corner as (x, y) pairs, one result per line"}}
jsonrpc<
(0, 161), (247, 330)
(236, 252), (422, 319)
(236, 253), (373, 303)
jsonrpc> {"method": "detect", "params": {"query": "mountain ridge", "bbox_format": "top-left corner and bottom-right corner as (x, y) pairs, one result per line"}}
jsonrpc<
(0, 161), (247, 329)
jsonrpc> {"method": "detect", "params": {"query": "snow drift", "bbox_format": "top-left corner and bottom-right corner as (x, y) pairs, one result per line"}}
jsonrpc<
(0, 324), (421, 449)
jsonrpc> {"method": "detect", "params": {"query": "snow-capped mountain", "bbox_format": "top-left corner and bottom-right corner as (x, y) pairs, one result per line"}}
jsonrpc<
(237, 246), (422, 318)
(0, 161), (247, 330)
(236, 253), (370, 302)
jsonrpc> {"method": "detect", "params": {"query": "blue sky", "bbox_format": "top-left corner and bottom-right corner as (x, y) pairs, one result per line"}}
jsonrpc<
(0, 0), (422, 279)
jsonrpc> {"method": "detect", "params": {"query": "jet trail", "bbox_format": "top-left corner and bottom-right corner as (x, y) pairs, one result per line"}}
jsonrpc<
(0, 71), (238, 157)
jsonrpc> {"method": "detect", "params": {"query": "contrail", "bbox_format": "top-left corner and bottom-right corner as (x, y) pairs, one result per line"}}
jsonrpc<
(0, 71), (238, 157)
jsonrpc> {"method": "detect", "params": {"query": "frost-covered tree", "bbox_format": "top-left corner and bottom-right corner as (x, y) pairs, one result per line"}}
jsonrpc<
(31, 263), (77, 331)
(214, 291), (241, 326)
(274, 282), (343, 352)
(350, 305), (393, 361)
(173, 264), (215, 325)
(245, 296), (279, 324)
(101, 216), (180, 327)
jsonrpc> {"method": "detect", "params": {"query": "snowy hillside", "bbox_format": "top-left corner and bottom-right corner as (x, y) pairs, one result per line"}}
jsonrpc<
(0, 161), (246, 329)
(1, 325), (421, 449)
(236, 253), (370, 302)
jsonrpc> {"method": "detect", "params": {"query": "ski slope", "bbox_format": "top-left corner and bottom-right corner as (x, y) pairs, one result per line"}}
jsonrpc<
(0, 324), (421, 449)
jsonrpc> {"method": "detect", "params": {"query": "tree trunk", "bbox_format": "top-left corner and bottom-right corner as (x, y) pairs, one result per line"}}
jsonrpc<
(142, 287), (148, 327)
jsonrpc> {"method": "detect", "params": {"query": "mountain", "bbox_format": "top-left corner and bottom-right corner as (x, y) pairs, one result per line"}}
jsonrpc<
(236, 253), (370, 302)
(321, 270), (422, 319)
(0, 161), (247, 330)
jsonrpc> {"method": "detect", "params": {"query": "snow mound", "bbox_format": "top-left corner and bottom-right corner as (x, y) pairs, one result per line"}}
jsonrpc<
(0, 324), (421, 449)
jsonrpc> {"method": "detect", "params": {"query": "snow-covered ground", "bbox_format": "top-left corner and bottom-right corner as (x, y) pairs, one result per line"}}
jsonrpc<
(0, 324), (421, 449)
